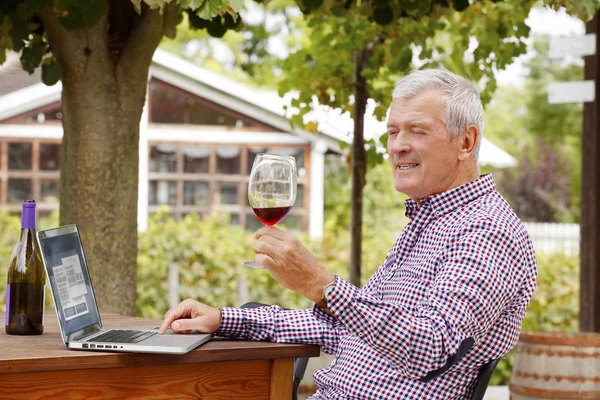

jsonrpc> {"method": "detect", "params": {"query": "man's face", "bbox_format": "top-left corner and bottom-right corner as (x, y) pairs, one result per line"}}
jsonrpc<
(386, 90), (466, 201)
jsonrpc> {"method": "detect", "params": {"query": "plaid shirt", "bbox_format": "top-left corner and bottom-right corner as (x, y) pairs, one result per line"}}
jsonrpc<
(217, 174), (537, 399)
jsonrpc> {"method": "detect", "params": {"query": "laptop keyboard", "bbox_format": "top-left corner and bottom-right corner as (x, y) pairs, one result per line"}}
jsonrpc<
(87, 329), (157, 344)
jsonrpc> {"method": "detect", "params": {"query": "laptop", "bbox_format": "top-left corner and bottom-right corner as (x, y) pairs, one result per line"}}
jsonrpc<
(37, 224), (212, 354)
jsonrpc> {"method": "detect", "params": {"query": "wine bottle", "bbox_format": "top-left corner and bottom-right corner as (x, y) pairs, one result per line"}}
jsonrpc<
(5, 200), (45, 335)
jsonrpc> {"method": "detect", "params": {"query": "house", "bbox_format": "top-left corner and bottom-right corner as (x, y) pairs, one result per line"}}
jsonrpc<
(0, 49), (517, 237)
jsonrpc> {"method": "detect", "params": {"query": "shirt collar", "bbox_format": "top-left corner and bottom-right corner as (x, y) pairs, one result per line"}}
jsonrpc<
(404, 174), (497, 220)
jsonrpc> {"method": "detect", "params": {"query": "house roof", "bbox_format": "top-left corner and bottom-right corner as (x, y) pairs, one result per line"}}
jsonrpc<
(0, 52), (43, 97)
(0, 49), (516, 167)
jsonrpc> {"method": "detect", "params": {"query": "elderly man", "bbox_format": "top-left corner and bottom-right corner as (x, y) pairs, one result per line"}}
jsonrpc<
(159, 69), (537, 399)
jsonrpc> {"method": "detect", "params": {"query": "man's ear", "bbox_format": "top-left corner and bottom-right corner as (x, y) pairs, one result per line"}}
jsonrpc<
(458, 125), (478, 161)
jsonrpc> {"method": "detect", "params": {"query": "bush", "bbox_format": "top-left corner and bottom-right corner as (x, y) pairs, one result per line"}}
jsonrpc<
(135, 207), (396, 318)
(490, 252), (579, 386)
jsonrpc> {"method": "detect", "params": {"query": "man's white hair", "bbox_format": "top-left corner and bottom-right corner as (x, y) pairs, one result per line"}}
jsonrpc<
(392, 68), (484, 158)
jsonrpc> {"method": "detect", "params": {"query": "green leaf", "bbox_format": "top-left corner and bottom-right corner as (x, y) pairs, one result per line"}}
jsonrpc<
(195, 0), (225, 20)
(58, 0), (106, 30)
(16, 0), (46, 19)
(131, 0), (142, 15)
(227, 0), (244, 11)
(206, 15), (227, 37)
(179, 0), (206, 10)
(373, 6), (393, 26)
(0, 17), (12, 64)
(42, 62), (61, 86)
(9, 14), (28, 52)
(143, 0), (168, 10)
(20, 42), (43, 74)
(187, 9), (210, 29)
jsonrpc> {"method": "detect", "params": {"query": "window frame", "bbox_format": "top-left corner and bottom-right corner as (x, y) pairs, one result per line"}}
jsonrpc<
(148, 142), (310, 231)
(0, 138), (61, 214)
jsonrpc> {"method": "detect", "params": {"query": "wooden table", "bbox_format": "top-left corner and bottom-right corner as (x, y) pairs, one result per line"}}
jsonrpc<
(0, 312), (320, 399)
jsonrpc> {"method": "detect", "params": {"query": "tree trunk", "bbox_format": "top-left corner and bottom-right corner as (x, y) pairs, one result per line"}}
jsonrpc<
(59, 72), (143, 315)
(349, 34), (386, 287)
(41, 2), (169, 314)
(350, 50), (368, 287)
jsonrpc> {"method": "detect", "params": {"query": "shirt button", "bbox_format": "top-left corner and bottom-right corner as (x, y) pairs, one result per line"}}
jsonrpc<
(357, 332), (364, 338)
(435, 211), (441, 217)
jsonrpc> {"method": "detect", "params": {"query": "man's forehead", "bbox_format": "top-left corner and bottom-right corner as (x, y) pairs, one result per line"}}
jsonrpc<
(387, 93), (443, 126)
(387, 108), (435, 127)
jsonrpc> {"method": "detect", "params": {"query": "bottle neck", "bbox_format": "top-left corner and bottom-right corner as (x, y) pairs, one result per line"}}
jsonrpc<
(22, 205), (36, 230)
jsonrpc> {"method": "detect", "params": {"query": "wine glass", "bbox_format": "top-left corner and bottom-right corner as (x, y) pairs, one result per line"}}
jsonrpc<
(244, 153), (297, 268)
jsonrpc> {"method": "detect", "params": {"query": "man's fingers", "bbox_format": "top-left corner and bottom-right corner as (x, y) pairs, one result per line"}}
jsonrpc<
(158, 300), (196, 334)
(254, 226), (291, 241)
(158, 306), (183, 334)
(158, 315), (175, 334)
(171, 318), (197, 332)
(252, 238), (277, 258)
(255, 253), (275, 269)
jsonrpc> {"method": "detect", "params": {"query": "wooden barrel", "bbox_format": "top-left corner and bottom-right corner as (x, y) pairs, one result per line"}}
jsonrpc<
(509, 331), (600, 399)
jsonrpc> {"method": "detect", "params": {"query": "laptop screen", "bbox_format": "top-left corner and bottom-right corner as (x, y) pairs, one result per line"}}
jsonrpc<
(39, 231), (101, 336)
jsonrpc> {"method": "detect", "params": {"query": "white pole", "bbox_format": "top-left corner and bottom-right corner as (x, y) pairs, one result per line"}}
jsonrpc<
(309, 139), (328, 239)
(168, 263), (179, 309)
(138, 80), (150, 232)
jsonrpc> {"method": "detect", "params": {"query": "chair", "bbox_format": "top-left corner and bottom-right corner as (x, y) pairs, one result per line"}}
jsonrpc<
(240, 302), (309, 400)
(241, 302), (500, 400)
(470, 358), (501, 400)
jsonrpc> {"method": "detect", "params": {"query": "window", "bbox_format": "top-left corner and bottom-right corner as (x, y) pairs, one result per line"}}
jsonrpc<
(148, 143), (310, 231)
(7, 179), (32, 203)
(216, 147), (240, 175)
(0, 102), (63, 124)
(0, 139), (61, 215)
(247, 147), (268, 172)
(40, 180), (59, 203)
(149, 181), (177, 205)
(39, 143), (60, 170)
(149, 80), (261, 128)
(183, 146), (209, 173)
(150, 145), (177, 173)
(183, 182), (209, 206)
(217, 183), (238, 205)
(9, 143), (32, 170)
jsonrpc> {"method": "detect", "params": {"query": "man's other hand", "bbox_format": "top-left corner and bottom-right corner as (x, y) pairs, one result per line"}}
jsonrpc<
(158, 299), (222, 334)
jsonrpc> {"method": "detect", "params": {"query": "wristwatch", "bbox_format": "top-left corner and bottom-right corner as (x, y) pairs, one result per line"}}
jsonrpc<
(321, 278), (336, 304)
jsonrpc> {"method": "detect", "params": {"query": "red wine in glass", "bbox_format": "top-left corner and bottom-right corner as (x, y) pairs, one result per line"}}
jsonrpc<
(245, 153), (297, 269)
(252, 206), (292, 226)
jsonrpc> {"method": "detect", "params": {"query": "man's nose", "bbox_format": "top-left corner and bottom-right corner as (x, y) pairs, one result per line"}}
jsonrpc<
(388, 132), (411, 153)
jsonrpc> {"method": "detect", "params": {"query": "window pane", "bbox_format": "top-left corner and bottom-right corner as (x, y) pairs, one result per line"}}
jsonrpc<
(12, 105), (63, 124)
(149, 80), (257, 127)
(149, 181), (177, 205)
(245, 212), (263, 232)
(9, 143), (32, 170)
(41, 180), (60, 203)
(229, 213), (240, 226)
(183, 146), (209, 173)
(216, 147), (240, 174)
(150, 145), (177, 173)
(40, 143), (60, 171)
(7, 179), (32, 203)
(295, 184), (304, 208)
(247, 147), (268, 174)
(183, 181), (209, 206)
(217, 183), (237, 205)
